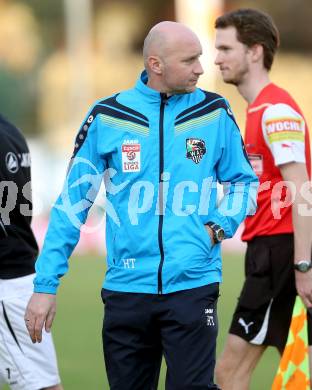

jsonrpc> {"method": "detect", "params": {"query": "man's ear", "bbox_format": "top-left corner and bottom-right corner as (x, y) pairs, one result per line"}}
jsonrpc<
(249, 44), (264, 64)
(147, 55), (163, 75)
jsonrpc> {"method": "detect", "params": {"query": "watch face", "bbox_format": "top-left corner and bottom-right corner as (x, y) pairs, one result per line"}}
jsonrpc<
(216, 229), (225, 242)
(207, 223), (225, 243)
(295, 261), (311, 273)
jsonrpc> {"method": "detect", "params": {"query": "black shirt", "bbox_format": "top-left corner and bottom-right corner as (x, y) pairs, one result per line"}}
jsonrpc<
(0, 114), (38, 278)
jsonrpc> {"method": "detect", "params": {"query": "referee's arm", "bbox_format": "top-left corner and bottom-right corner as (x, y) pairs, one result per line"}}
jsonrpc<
(280, 161), (312, 308)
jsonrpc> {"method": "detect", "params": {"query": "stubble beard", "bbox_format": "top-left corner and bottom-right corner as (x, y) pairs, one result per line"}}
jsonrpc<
(222, 64), (249, 87)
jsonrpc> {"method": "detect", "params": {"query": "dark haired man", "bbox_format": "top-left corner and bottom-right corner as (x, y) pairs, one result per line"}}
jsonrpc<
(214, 8), (312, 389)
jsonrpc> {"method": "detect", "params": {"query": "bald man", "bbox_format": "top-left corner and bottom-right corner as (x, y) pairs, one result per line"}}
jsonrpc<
(25, 22), (257, 389)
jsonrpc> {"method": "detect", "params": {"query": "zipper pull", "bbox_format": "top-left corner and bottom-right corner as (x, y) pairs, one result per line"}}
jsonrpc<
(160, 93), (168, 105)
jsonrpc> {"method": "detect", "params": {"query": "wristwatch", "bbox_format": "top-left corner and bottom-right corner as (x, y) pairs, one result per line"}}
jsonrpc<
(294, 260), (312, 273)
(206, 222), (225, 244)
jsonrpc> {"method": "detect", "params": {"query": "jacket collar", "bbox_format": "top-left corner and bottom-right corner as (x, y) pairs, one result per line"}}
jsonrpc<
(135, 70), (188, 103)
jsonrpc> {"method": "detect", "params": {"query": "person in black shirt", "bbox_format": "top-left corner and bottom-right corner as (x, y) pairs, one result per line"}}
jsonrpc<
(0, 114), (62, 389)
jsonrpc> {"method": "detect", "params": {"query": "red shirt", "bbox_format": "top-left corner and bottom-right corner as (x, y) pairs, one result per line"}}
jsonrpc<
(242, 83), (311, 241)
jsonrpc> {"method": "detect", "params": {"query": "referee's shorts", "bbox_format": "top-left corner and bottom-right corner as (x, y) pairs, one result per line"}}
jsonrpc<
(102, 283), (221, 390)
(230, 233), (312, 351)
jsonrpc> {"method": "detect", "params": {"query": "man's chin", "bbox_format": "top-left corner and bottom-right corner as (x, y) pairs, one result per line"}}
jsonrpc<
(187, 83), (199, 92)
(222, 77), (239, 86)
(174, 86), (197, 94)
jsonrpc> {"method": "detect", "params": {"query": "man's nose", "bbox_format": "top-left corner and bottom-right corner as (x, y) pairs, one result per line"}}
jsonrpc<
(194, 60), (204, 75)
(214, 51), (222, 65)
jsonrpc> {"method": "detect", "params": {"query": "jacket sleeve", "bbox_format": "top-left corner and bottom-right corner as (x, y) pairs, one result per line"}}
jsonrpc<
(206, 104), (259, 238)
(34, 105), (106, 294)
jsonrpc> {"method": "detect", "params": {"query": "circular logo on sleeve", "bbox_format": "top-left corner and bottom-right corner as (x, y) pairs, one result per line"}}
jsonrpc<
(5, 152), (19, 173)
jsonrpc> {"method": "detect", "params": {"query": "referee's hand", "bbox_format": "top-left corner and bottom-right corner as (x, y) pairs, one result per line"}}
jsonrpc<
(24, 293), (57, 343)
(295, 271), (312, 309)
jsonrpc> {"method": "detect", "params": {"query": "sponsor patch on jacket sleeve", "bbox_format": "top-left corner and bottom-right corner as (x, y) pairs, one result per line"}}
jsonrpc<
(261, 103), (306, 166)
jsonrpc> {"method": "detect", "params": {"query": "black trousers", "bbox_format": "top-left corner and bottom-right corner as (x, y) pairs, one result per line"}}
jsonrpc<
(102, 283), (220, 390)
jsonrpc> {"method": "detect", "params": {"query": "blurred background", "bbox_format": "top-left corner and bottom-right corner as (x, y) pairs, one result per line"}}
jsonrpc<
(0, 0), (311, 388)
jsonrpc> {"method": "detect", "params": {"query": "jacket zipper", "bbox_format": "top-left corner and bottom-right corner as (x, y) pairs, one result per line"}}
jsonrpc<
(157, 93), (167, 294)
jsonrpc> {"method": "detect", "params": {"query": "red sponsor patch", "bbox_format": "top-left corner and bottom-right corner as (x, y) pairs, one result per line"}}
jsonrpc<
(122, 143), (141, 172)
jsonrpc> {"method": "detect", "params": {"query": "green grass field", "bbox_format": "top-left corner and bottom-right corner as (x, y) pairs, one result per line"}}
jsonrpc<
(6, 253), (280, 389)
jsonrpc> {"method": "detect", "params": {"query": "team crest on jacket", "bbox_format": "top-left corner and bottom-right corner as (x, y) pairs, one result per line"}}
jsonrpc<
(186, 138), (206, 164)
(122, 140), (141, 172)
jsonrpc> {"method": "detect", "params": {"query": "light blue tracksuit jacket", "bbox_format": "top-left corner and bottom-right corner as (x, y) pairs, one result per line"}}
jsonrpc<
(34, 71), (258, 295)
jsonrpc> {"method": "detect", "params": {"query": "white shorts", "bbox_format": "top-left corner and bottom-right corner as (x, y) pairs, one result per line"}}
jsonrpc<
(0, 274), (61, 390)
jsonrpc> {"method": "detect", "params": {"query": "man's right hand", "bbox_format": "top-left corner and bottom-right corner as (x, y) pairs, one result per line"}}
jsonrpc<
(24, 293), (57, 343)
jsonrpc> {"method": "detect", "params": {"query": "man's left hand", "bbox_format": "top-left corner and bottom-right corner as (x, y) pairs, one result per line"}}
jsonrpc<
(205, 225), (214, 246)
(295, 270), (312, 308)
